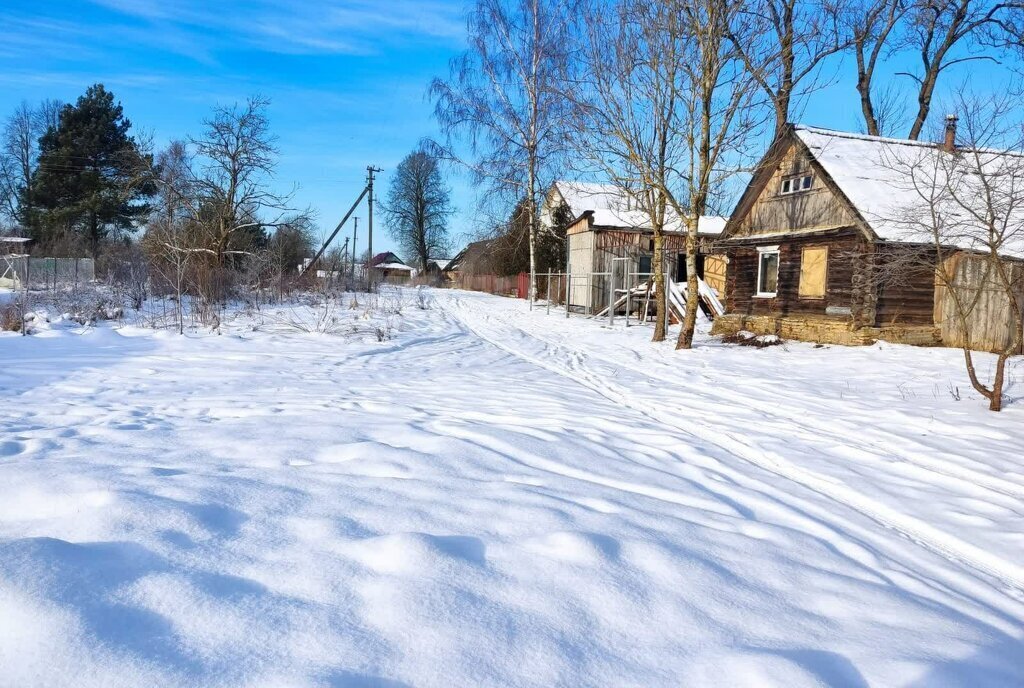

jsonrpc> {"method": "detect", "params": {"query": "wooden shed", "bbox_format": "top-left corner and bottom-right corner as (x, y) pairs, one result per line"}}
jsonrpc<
(713, 123), (1024, 352)
(548, 181), (727, 313)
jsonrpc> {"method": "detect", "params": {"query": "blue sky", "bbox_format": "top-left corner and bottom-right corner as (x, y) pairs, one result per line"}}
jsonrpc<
(0, 0), (1018, 258)
(0, 0), (473, 256)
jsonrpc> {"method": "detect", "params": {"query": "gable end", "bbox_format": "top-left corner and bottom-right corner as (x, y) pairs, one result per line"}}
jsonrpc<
(722, 128), (876, 242)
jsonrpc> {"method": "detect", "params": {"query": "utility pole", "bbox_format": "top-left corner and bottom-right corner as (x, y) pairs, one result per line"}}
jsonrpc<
(351, 216), (359, 280)
(366, 165), (382, 290)
(339, 237), (349, 288)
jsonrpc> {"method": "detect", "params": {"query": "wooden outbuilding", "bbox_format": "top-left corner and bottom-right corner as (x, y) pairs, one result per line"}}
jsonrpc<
(369, 252), (415, 284)
(548, 181), (728, 313)
(713, 123), (1024, 352)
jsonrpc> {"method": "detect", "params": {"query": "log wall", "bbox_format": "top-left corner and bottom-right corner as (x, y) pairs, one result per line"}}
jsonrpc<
(723, 230), (870, 321)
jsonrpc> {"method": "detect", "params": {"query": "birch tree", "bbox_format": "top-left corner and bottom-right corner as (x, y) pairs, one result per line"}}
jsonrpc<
(569, 0), (687, 342)
(430, 0), (575, 305)
(0, 99), (62, 230)
(571, 0), (760, 345)
(142, 141), (198, 333)
(671, 0), (764, 349)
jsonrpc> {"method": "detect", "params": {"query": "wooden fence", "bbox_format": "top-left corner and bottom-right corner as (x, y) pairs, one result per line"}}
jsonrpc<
(936, 254), (1024, 354)
(456, 272), (570, 304)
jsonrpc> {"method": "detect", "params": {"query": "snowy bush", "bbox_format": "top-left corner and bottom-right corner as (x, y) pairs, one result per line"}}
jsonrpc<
(721, 330), (784, 348)
(1, 302), (23, 332)
(416, 286), (433, 310)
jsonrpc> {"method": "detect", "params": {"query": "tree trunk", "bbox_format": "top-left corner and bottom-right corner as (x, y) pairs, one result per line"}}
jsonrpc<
(90, 210), (99, 259)
(652, 226), (666, 342)
(676, 220), (699, 349)
(908, 67), (939, 140)
(773, 97), (789, 141)
(989, 354), (1006, 412)
(856, 71), (879, 136)
(527, 166), (538, 308)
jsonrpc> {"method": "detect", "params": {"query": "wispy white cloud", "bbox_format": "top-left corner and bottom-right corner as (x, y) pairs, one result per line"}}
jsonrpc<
(85, 0), (465, 58)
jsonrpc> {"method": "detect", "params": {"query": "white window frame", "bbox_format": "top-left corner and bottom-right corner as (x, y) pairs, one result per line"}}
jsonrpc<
(755, 245), (780, 298)
(780, 174), (813, 195)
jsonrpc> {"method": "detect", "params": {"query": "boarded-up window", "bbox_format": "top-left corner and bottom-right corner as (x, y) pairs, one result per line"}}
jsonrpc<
(703, 255), (727, 294)
(799, 246), (828, 298)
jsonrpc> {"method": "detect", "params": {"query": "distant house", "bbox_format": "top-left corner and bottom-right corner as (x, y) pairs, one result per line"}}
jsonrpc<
(424, 258), (454, 285)
(713, 121), (1024, 351)
(545, 181), (728, 313)
(446, 239), (496, 281)
(369, 252), (416, 284)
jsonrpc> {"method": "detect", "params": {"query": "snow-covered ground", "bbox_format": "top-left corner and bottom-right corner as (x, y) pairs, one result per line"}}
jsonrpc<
(1, 288), (1022, 687)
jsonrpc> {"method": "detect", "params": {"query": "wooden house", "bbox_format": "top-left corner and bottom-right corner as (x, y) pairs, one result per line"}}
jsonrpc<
(713, 122), (1024, 352)
(423, 258), (454, 285)
(546, 181), (728, 313)
(369, 252), (415, 284)
(446, 239), (496, 282)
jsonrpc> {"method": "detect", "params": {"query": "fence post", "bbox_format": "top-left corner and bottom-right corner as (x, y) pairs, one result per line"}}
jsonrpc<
(565, 270), (571, 318)
(665, 275), (671, 325)
(625, 268), (631, 328)
(544, 268), (552, 315)
(589, 274), (595, 316)
(564, 260), (571, 318)
(608, 262), (615, 326)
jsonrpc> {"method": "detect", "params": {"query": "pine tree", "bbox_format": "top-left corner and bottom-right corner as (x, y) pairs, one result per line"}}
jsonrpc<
(31, 84), (154, 257)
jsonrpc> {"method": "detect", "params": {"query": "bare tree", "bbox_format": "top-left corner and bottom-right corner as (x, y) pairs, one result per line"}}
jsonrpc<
(569, 0), (685, 341)
(728, 0), (851, 140)
(847, 0), (911, 135)
(875, 93), (1024, 411)
(266, 214), (316, 297)
(0, 99), (63, 229)
(191, 96), (298, 264)
(430, 0), (575, 305)
(570, 0), (761, 344)
(152, 141), (194, 230)
(141, 141), (199, 333)
(383, 147), (454, 272)
(671, 0), (764, 349)
(900, 0), (1019, 140)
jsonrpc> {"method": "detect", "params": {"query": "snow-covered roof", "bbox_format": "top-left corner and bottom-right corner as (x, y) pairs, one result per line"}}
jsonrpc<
(375, 262), (415, 272)
(429, 259), (452, 270)
(795, 126), (1024, 258)
(550, 180), (727, 236)
(369, 251), (407, 267)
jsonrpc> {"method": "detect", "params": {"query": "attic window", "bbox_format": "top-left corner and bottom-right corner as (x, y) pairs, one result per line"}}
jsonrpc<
(780, 174), (813, 195)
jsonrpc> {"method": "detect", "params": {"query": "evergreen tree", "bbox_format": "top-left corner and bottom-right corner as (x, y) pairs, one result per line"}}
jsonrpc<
(491, 198), (570, 276)
(31, 84), (154, 256)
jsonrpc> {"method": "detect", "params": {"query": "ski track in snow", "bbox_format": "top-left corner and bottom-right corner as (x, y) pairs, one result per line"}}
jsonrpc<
(0, 289), (1023, 688)
(443, 293), (1024, 593)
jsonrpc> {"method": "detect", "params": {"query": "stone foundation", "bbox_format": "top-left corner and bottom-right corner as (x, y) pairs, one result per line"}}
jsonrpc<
(711, 314), (943, 348)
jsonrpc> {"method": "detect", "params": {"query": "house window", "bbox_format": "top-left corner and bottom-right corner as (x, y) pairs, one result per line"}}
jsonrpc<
(780, 174), (813, 195)
(638, 255), (652, 276)
(756, 246), (779, 297)
(798, 246), (828, 298)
